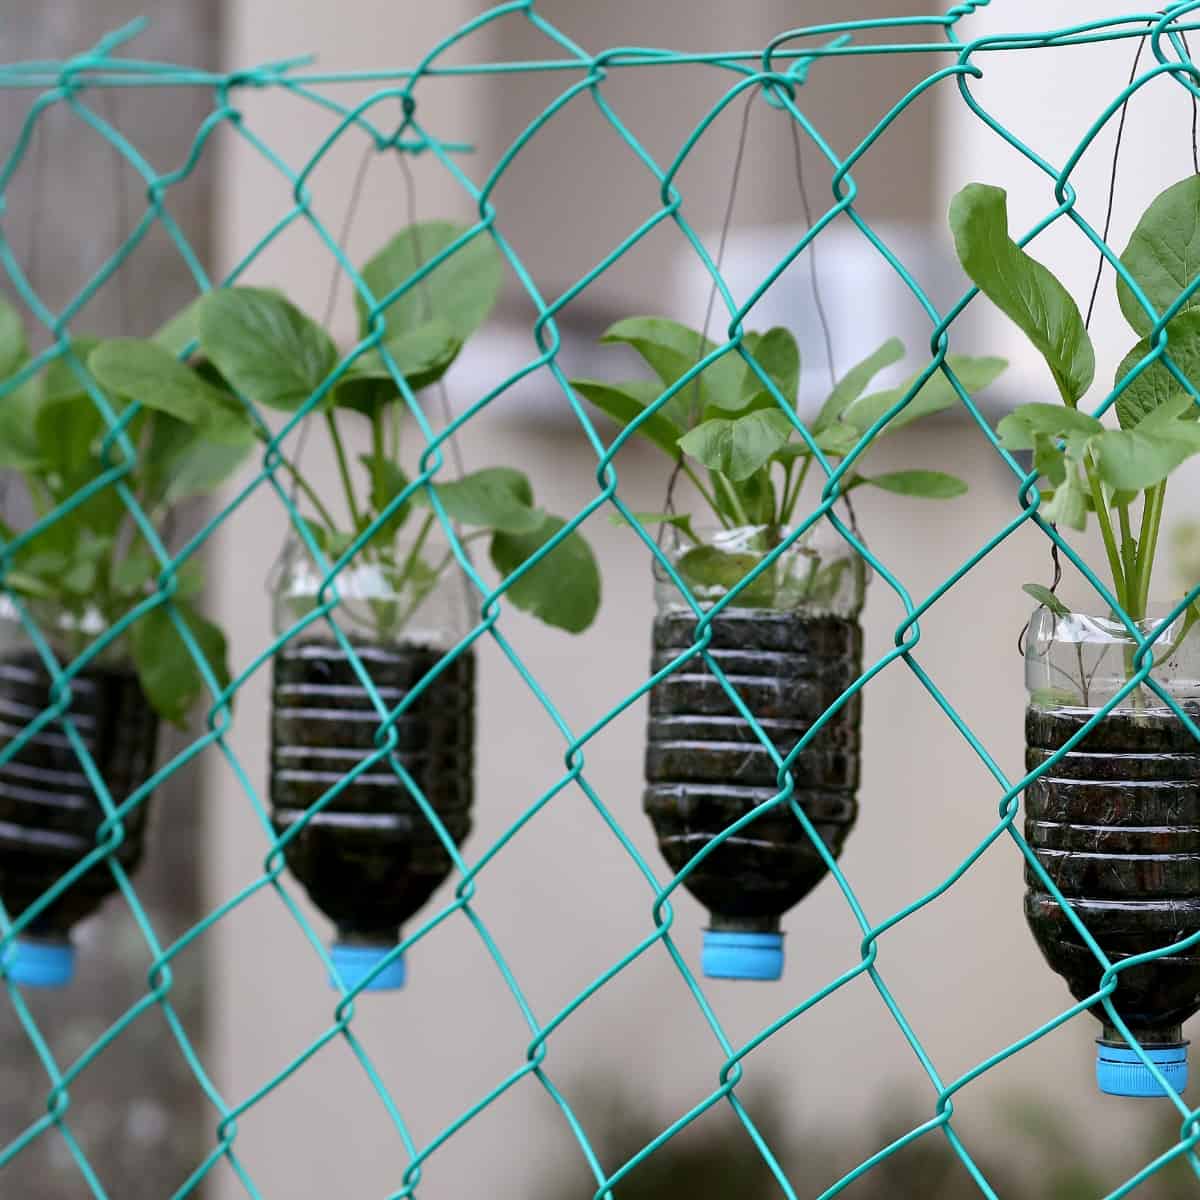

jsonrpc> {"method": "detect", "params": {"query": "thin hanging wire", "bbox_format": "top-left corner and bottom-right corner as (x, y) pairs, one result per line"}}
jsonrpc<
(659, 89), (755, 528)
(788, 113), (863, 545)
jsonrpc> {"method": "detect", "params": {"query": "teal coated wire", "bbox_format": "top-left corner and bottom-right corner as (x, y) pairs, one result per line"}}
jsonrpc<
(2, 5), (1200, 1198)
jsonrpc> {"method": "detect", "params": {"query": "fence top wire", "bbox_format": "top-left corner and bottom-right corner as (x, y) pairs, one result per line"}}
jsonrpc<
(1, 1), (1200, 1197)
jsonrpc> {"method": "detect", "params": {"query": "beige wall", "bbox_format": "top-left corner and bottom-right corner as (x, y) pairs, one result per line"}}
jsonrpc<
(207, 4), (1188, 1197)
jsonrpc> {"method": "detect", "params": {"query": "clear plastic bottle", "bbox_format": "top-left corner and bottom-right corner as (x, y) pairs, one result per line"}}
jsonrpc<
(268, 536), (475, 992)
(0, 597), (158, 987)
(1023, 606), (1200, 1096)
(644, 522), (868, 982)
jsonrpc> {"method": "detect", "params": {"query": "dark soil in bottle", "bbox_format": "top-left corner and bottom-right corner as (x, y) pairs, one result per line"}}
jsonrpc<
(0, 651), (159, 942)
(644, 610), (862, 932)
(1024, 705), (1200, 1045)
(269, 638), (474, 945)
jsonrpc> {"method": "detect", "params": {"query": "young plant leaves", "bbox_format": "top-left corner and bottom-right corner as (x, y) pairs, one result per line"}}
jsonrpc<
(571, 378), (684, 457)
(1117, 175), (1200, 336)
(0, 373), (45, 471)
(600, 316), (746, 415)
(849, 469), (968, 499)
(1023, 582), (1071, 618)
(1094, 404), (1200, 492)
(677, 410), (792, 482)
(815, 337), (904, 432)
(89, 339), (249, 441)
(142, 413), (257, 510)
(417, 466), (544, 534)
(336, 318), (462, 415)
(490, 514), (601, 633)
(949, 183), (1093, 403)
(996, 402), (1104, 450)
(675, 545), (778, 607)
(199, 287), (338, 413)
(842, 354), (1006, 434)
(357, 221), (501, 343)
(130, 600), (232, 729)
(1112, 310), (1200, 429)
(0, 295), (28, 381)
(358, 454), (412, 543)
(740, 327), (800, 407)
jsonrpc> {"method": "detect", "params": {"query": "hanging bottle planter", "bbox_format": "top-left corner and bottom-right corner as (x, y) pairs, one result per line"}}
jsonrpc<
(166, 218), (601, 992)
(573, 315), (1003, 980)
(270, 544), (475, 992)
(1024, 609), (1200, 1097)
(644, 524), (866, 981)
(948, 174), (1200, 1094)
(0, 604), (158, 986)
(0, 301), (247, 988)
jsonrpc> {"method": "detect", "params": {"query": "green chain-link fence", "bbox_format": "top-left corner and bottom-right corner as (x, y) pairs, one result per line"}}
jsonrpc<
(3, 3), (1200, 1197)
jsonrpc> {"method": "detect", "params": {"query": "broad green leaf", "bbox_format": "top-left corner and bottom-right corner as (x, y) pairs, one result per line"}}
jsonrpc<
(609, 511), (697, 542)
(0, 296), (28, 380)
(675, 545), (777, 606)
(600, 316), (746, 415)
(44, 337), (101, 403)
(131, 600), (231, 728)
(143, 413), (257, 509)
(1118, 176), (1200, 336)
(771, 422), (862, 463)
(0, 372), (44, 470)
(1032, 432), (1068, 487)
(1112, 311), (1200, 429)
(89, 338), (249, 440)
(335, 318), (462, 415)
(199, 288), (338, 413)
(738, 467), (776, 527)
(35, 392), (106, 481)
(571, 378), (683, 457)
(844, 354), (1006, 434)
(1023, 582), (1071, 618)
(996, 402), (1105, 451)
(677, 410), (792, 482)
(851, 469), (968, 499)
(815, 337), (905, 432)
(419, 466), (543, 534)
(153, 296), (204, 358)
(490, 514), (600, 633)
(358, 454), (412, 543)
(949, 183), (1093, 402)
(112, 550), (158, 597)
(358, 221), (501, 343)
(741, 328), (799, 406)
(1094, 413), (1200, 491)
(1040, 469), (1088, 530)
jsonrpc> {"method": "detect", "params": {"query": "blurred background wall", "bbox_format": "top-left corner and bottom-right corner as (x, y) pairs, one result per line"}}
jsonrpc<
(5, 1), (1200, 1197)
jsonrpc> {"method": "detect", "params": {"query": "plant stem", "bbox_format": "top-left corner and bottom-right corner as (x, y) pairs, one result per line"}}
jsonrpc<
(399, 512), (436, 587)
(713, 471), (751, 527)
(679, 461), (729, 527)
(1117, 500), (1137, 595)
(781, 455), (814, 526)
(1084, 458), (1127, 612)
(326, 410), (362, 531)
(371, 404), (386, 467)
(276, 455), (339, 532)
(1131, 480), (1166, 621)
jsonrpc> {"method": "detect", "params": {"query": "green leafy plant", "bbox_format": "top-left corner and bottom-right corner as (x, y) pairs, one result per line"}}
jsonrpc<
(950, 180), (1200, 657)
(571, 315), (1004, 607)
(0, 300), (253, 726)
(83, 222), (601, 641)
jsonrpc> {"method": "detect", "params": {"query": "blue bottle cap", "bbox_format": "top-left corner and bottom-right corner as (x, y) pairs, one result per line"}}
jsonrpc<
(1096, 1042), (1188, 1098)
(329, 942), (406, 992)
(702, 929), (784, 981)
(3, 938), (76, 988)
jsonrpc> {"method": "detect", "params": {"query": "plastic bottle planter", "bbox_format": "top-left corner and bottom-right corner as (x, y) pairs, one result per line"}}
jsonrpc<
(0, 604), (158, 987)
(269, 545), (473, 993)
(644, 525), (867, 982)
(1024, 608), (1200, 1097)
